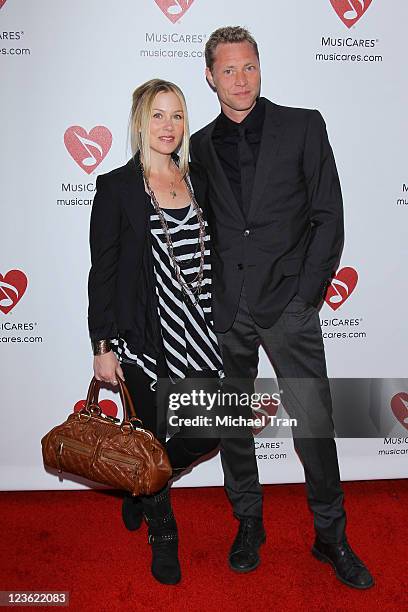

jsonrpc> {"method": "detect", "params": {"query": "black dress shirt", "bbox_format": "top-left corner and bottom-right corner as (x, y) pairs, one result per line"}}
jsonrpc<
(212, 98), (265, 216)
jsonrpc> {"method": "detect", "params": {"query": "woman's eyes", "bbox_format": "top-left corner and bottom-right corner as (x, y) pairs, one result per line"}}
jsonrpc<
(152, 113), (183, 120)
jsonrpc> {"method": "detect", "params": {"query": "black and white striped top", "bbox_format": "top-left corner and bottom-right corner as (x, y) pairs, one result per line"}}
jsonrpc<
(112, 195), (223, 388)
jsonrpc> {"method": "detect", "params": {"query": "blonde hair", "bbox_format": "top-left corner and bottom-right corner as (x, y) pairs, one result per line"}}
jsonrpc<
(130, 79), (190, 177)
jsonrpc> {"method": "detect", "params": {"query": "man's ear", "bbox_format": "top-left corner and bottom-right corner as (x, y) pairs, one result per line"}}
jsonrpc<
(205, 67), (216, 92)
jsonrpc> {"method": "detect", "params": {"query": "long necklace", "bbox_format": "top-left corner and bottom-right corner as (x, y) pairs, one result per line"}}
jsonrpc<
(142, 160), (207, 301)
(169, 163), (177, 199)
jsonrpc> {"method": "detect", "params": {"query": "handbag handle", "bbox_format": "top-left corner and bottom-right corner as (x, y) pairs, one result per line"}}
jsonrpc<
(84, 377), (139, 423)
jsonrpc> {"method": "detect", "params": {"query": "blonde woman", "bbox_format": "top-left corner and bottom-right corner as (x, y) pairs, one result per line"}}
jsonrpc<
(88, 80), (223, 585)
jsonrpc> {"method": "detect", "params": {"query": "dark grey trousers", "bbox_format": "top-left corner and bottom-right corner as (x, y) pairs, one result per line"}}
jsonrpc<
(217, 285), (346, 544)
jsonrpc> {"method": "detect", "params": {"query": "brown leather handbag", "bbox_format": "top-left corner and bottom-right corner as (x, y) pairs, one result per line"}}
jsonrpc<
(41, 377), (172, 496)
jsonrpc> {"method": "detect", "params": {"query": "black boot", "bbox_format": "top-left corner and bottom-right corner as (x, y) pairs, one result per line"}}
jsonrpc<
(142, 486), (181, 585)
(312, 536), (374, 589)
(121, 492), (143, 531)
(229, 517), (266, 573)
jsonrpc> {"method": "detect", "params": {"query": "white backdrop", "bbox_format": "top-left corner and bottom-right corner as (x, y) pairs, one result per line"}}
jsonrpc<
(1, 0), (407, 492)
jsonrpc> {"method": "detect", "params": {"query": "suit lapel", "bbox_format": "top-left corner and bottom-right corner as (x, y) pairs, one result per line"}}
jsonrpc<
(121, 155), (150, 237)
(188, 166), (206, 212)
(200, 123), (246, 225)
(247, 100), (285, 221)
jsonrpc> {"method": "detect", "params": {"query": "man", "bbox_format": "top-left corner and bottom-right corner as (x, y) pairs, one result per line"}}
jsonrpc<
(190, 26), (373, 588)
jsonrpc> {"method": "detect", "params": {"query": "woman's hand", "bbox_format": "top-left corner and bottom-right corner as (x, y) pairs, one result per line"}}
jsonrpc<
(93, 351), (125, 386)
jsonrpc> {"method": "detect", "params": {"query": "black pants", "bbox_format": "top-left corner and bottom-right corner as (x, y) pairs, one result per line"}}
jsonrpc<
(217, 285), (346, 543)
(121, 363), (220, 474)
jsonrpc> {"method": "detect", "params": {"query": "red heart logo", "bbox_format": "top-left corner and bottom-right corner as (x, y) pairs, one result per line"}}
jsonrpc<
(73, 400), (86, 413)
(329, 0), (373, 28)
(390, 393), (408, 431)
(154, 0), (194, 23)
(0, 1), (7, 9)
(99, 400), (119, 418)
(0, 270), (28, 314)
(324, 267), (358, 311)
(252, 396), (280, 435)
(74, 399), (118, 418)
(64, 126), (112, 174)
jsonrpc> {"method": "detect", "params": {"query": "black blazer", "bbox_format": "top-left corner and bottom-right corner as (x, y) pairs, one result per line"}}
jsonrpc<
(87, 154), (208, 352)
(190, 97), (344, 332)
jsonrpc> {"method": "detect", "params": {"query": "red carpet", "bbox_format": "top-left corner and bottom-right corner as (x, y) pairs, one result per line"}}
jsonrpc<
(1, 480), (407, 611)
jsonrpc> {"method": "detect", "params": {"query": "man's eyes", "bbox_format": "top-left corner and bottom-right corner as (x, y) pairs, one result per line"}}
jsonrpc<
(223, 66), (256, 75)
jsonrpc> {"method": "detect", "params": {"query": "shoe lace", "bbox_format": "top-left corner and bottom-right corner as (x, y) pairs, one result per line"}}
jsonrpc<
(236, 519), (257, 548)
(338, 540), (365, 578)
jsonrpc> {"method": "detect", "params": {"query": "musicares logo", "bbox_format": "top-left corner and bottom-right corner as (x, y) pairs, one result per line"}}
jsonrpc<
(0, 1), (7, 9)
(390, 393), (408, 432)
(325, 267), (358, 311)
(74, 399), (118, 418)
(154, 0), (194, 23)
(329, 0), (373, 28)
(64, 126), (112, 175)
(0, 270), (28, 315)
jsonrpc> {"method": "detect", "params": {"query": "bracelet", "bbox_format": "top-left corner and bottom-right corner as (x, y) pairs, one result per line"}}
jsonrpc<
(92, 339), (111, 356)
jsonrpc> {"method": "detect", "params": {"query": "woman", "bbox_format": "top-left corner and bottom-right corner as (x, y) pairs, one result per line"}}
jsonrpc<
(88, 79), (223, 585)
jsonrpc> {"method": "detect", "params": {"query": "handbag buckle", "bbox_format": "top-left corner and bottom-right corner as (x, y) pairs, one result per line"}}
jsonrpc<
(120, 422), (133, 434)
(78, 409), (91, 422)
(89, 404), (102, 416)
(104, 415), (120, 424)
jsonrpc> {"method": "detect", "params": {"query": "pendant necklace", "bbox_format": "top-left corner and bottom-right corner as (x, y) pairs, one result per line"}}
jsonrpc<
(169, 162), (177, 199)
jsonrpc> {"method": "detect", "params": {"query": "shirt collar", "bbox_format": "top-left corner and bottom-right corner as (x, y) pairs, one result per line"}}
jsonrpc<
(215, 97), (265, 136)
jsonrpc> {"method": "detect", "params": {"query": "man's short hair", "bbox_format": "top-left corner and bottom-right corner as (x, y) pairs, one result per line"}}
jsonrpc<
(205, 26), (259, 72)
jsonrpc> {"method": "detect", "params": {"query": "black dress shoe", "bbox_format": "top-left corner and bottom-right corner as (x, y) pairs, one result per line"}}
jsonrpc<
(312, 537), (374, 589)
(229, 518), (266, 573)
(121, 493), (143, 531)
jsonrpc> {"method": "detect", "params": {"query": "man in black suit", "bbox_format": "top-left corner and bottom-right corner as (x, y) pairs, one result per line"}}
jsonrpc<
(190, 26), (373, 588)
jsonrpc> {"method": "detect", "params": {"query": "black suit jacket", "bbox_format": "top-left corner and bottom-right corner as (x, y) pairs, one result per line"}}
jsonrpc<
(190, 97), (344, 332)
(87, 154), (208, 352)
